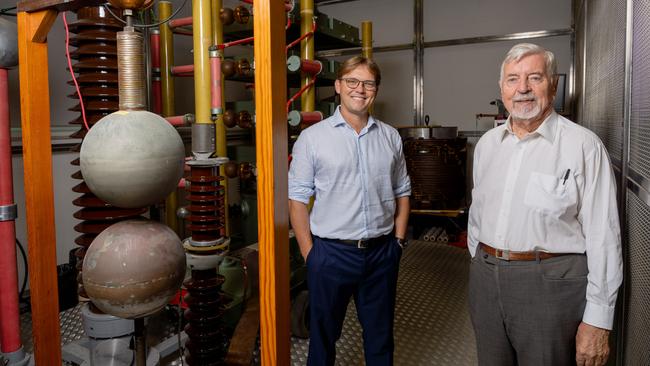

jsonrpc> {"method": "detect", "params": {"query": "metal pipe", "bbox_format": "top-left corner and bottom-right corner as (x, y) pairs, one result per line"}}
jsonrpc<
(287, 55), (322, 75)
(316, 28), (574, 58)
(159, 1), (179, 233)
(192, 0), (215, 156)
(361, 21), (372, 59)
(0, 68), (22, 355)
(287, 110), (322, 127)
(171, 64), (194, 75)
(300, 0), (315, 112)
(413, 0), (423, 125)
(166, 114), (194, 126)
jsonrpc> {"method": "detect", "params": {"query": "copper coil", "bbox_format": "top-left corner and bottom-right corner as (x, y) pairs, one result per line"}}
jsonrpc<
(403, 138), (467, 210)
(117, 28), (145, 110)
(183, 270), (229, 365)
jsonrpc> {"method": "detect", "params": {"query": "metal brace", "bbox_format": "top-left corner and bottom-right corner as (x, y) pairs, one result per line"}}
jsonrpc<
(0, 204), (17, 222)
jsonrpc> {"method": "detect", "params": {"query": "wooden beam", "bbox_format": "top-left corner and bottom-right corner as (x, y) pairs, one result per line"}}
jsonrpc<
(17, 10), (62, 365)
(253, 1), (290, 365)
(17, 0), (104, 13)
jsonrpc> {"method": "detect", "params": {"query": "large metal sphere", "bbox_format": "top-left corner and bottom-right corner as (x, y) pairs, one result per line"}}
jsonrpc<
(82, 220), (186, 319)
(80, 110), (185, 208)
(0, 18), (18, 68)
(108, 0), (153, 10)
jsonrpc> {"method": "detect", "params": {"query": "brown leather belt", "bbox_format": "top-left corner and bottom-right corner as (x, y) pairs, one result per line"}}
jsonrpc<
(479, 242), (568, 261)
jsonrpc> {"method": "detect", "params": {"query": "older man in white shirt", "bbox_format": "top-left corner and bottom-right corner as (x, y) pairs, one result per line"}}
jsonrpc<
(468, 43), (622, 366)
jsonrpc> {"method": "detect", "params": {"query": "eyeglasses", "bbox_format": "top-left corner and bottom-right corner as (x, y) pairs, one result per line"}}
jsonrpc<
(339, 78), (378, 91)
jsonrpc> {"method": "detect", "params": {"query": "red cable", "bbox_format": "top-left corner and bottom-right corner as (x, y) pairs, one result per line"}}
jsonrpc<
(286, 75), (317, 113)
(62, 12), (90, 131)
(218, 36), (255, 50)
(286, 20), (316, 53)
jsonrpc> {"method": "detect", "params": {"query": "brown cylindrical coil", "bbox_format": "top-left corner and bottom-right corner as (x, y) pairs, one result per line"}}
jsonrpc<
(117, 27), (145, 110)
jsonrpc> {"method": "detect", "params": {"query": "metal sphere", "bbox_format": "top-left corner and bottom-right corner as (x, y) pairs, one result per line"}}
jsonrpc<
(220, 7), (234, 26)
(82, 220), (186, 319)
(0, 18), (18, 68)
(80, 110), (185, 208)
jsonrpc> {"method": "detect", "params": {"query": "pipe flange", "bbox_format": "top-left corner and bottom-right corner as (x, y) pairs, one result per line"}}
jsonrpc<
(0, 204), (18, 221)
(186, 156), (229, 167)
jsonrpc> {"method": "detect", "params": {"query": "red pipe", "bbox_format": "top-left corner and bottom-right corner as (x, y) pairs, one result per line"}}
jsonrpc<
(286, 75), (316, 113)
(171, 64), (194, 76)
(166, 114), (193, 127)
(150, 31), (162, 114)
(152, 77), (162, 114)
(301, 59), (322, 75)
(300, 111), (323, 125)
(210, 53), (222, 114)
(168, 16), (193, 28)
(150, 31), (160, 69)
(218, 36), (255, 50)
(0, 68), (22, 354)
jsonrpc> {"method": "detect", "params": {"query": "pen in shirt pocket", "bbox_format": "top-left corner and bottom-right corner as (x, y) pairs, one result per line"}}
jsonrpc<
(562, 169), (571, 185)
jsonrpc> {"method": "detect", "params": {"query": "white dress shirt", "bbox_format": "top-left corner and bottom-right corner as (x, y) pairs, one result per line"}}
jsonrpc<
(468, 111), (623, 330)
(289, 106), (411, 240)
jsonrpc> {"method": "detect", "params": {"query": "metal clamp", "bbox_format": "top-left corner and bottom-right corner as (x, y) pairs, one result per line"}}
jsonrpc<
(0, 204), (17, 221)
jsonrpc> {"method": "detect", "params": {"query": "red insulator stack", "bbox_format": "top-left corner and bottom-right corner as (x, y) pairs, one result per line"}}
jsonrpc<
(67, 6), (146, 297)
(183, 162), (229, 363)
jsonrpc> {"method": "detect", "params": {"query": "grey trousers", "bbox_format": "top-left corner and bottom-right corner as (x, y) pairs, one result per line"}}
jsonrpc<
(468, 245), (588, 366)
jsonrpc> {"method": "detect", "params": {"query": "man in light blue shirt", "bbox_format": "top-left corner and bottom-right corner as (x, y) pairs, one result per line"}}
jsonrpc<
(289, 56), (411, 366)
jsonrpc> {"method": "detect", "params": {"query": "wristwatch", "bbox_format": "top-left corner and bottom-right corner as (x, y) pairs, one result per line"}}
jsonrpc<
(396, 237), (409, 250)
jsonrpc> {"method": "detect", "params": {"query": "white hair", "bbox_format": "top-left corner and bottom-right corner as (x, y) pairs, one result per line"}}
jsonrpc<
(499, 43), (557, 84)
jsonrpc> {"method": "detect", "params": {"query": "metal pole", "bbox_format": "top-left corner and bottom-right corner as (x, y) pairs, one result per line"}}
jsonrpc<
(413, 0), (423, 125)
(300, 0), (315, 112)
(192, 0), (215, 156)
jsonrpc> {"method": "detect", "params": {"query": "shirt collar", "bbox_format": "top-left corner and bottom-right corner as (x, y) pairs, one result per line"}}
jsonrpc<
(501, 111), (558, 143)
(329, 105), (376, 130)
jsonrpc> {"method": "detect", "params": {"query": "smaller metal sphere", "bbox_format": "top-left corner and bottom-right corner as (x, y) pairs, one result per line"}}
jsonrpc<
(176, 206), (190, 219)
(82, 220), (186, 319)
(234, 6), (250, 24)
(221, 59), (236, 78)
(0, 18), (18, 68)
(224, 162), (239, 178)
(237, 110), (253, 129)
(220, 8), (235, 26)
(223, 109), (238, 128)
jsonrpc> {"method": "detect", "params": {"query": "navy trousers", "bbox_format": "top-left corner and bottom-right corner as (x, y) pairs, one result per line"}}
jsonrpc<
(306, 235), (402, 366)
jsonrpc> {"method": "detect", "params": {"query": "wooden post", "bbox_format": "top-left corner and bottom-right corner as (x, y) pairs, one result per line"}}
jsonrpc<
(253, 1), (289, 365)
(17, 9), (62, 365)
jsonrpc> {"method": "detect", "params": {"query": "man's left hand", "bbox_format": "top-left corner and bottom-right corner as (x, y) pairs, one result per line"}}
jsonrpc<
(576, 322), (610, 366)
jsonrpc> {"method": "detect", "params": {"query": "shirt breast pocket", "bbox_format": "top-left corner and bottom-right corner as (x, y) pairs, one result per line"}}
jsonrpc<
(524, 171), (576, 218)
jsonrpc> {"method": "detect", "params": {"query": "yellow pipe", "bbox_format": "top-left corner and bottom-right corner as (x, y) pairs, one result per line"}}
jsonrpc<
(300, 0), (315, 112)
(212, 0), (230, 236)
(159, 1), (179, 233)
(193, 0), (212, 125)
(362, 21), (373, 59)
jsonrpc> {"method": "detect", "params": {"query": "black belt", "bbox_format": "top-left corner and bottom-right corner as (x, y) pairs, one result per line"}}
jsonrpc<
(323, 234), (392, 249)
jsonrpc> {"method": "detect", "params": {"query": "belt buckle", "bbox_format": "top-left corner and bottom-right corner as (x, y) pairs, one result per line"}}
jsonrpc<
(495, 249), (510, 261)
(357, 239), (368, 249)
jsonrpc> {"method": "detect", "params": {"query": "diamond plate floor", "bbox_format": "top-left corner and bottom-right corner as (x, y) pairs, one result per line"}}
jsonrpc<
(290, 240), (477, 365)
(17, 240), (476, 365)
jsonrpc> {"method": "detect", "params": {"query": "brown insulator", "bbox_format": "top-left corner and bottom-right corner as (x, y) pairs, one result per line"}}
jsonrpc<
(236, 58), (251, 77)
(220, 7), (235, 26)
(237, 110), (252, 129)
(233, 5), (251, 24)
(183, 269), (229, 365)
(224, 162), (239, 178)
(222, 109), (237, 128)
(221, 59), (236, 78)
(186, 166), (226, 243)
(67, 6), (146, 297)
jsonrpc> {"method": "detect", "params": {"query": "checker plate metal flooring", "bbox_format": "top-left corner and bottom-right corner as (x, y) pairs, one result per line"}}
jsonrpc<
(17, 240), (476, 365)
(290, 240), (477, 365)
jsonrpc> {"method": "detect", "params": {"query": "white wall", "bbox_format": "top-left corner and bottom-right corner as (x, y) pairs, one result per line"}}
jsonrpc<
(318, 0), (572, 129)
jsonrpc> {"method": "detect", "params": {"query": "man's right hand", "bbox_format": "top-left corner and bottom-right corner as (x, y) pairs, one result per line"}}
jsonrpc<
(576, 322), (610, 366)
(301, 244), (313, 262)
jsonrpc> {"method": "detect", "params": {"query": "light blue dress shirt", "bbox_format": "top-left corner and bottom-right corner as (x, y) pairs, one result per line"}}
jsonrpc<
(289, 106), (411, 240)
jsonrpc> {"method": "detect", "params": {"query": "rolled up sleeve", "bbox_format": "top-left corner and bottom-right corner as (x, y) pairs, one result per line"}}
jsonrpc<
(393, 138), (411, 198)
(289, 133), (315, 204)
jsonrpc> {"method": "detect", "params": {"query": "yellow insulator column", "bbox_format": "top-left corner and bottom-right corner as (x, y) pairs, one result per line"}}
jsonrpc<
(212, 0), (229, 235)
(192, 0), (213, 155)
(362, 21), (373, 59)
(159, 1), (179, 232)
(300, 0), (315, 112)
